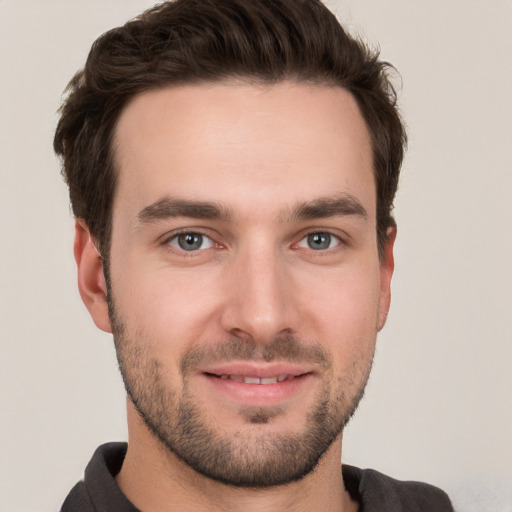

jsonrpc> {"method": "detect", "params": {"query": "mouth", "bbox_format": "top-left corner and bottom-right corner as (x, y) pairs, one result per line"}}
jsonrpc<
(199, 363), (314, 406)
(206, 373), (305, 384)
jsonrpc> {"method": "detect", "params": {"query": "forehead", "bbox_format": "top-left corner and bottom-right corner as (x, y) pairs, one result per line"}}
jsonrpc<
(113, 81), (375, 222)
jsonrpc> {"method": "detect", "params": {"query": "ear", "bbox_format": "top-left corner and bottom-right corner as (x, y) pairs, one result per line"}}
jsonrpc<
(377, 226), (397, 331)
(74, 220), (112, 333)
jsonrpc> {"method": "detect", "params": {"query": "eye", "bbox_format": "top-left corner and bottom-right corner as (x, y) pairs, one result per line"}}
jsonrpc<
(297, 232), (340, 251)
(168, 232), (215, 252)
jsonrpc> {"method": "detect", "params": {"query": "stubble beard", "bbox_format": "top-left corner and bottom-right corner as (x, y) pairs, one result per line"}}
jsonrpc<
(109, 303), (374, 488)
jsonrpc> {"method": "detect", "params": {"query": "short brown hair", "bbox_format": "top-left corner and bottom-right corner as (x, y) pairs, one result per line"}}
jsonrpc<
(54, 0), (406, 259)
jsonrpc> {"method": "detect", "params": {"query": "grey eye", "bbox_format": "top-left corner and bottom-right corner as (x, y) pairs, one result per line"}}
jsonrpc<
(169, 233), (214, 251)
(298, 232), (339, 251)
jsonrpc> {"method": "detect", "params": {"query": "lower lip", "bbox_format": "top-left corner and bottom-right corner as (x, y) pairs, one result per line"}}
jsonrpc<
(201, 373), (313, 406)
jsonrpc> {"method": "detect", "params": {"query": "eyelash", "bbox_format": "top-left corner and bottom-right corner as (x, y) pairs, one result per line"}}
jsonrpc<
(162, 229), (346, 256)
(163, 230), (219, 254)
(295, 231), (343, 251)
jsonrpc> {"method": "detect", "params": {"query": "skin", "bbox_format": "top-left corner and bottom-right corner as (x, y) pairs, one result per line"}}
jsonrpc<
(74, 82), (395, 512)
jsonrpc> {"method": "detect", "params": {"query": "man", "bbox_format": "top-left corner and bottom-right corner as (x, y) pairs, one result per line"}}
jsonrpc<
(54, 0), (453, 510)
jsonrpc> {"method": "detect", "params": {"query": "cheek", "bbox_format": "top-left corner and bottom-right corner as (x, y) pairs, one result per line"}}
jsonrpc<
(298, 263), (381, 351)
(111, 264), (223, 348)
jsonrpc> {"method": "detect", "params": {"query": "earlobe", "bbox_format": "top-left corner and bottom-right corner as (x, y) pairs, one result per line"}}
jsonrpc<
(377, 226), (396, 331)
(74, 220), (112, 333)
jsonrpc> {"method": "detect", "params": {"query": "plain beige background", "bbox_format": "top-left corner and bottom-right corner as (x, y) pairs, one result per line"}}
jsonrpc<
(0, 1), (511, 511)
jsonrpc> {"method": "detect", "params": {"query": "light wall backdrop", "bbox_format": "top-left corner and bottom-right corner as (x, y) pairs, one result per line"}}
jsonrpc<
(1, 1), (511, 511)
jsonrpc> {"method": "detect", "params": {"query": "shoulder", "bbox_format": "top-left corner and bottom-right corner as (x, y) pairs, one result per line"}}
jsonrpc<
(343, 465), (454, 511)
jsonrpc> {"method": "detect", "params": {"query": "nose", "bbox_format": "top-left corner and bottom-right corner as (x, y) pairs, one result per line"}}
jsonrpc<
(219, 241), (298, 344)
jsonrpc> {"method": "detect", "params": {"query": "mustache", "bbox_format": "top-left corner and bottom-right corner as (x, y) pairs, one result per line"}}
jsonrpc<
(180, 335), (331, 375)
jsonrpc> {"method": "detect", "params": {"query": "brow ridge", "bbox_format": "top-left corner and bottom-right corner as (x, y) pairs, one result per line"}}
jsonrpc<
(289, 194), (368, 221)
(138, 197), (232, 223)
(137, 194), (367, 225)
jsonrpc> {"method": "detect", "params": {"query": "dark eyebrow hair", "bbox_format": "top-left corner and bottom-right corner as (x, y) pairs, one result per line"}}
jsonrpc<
(138, 197), (232, 223)
(138, 194), (367, 225)
(289, 194), (368, 221)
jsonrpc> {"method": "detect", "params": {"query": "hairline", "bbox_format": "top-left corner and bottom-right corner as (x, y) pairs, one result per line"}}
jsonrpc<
(98, 76), (391, 263)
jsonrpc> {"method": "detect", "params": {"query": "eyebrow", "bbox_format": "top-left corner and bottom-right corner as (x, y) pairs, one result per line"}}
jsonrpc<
(138, 197), (232, 224)
(137, 193), (367, 225)
(288, 194), (368, 221)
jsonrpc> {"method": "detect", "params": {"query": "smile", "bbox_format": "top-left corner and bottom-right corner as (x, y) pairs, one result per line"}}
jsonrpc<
(201, 366), (313, 406)
(215, 374), (296, 384)
(199, 363), (315, 404)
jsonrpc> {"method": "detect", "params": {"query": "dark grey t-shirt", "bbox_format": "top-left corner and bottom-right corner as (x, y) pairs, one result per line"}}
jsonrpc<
(61, 443), (454, 511)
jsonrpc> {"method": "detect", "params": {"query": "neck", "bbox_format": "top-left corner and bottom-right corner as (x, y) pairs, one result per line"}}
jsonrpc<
(115, 402), (358, 512)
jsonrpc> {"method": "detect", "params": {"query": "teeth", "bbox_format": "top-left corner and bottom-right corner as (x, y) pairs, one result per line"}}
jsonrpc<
(217, 374), (293, 384)
(244, 376), (261, 384)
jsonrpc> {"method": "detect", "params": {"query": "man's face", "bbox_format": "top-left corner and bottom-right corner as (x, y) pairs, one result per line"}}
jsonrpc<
(81, 82), (394, 486)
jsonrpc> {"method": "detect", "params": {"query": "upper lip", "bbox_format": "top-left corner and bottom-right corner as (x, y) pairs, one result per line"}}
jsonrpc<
(200, 362), (314, 379)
